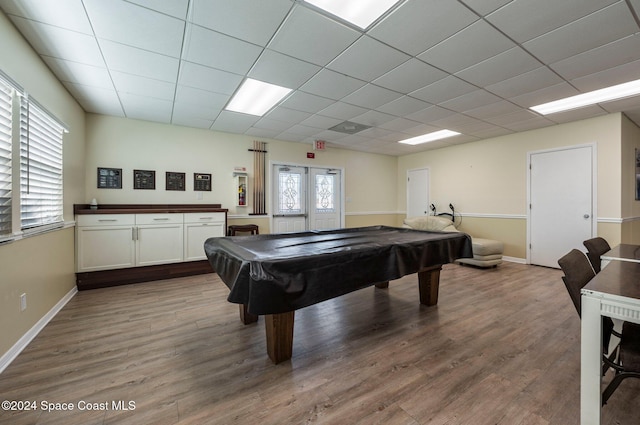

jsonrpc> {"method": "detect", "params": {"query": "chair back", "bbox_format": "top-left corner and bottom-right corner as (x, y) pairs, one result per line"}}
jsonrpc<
(558, 249), (596, 316)
(583, 237), (611, 273)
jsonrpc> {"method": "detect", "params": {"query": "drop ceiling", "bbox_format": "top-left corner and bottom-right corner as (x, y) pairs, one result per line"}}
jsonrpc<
(1, 0), (640, 156)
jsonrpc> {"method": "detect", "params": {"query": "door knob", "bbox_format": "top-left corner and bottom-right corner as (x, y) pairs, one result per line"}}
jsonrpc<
(584, 214), (590, 219)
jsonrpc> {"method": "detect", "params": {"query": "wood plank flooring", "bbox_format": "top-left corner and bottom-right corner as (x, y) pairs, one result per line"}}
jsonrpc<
(1, 262), (639, 425)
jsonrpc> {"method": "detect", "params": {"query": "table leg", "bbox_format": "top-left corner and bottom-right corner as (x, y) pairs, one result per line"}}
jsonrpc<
(581, 294), (603, 425)
(265, 311), (295, 364)
(418, 265), (442, 306)
(239, 304), (258, 324)
(375, 281), (389, 288)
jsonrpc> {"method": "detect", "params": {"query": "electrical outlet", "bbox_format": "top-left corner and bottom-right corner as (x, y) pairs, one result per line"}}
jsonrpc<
(20, 293), (26, 311)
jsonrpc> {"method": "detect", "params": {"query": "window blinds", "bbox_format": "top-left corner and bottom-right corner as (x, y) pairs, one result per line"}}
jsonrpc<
(19, 96), (64, 231)
(0, 80), (11, 238)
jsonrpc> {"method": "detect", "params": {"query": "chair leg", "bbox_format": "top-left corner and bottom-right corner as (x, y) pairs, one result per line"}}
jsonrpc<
(602, 371), (640, 405)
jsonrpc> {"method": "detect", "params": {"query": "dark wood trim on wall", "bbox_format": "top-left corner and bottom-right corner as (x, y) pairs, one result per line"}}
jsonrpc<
(76, 260), (214, 290)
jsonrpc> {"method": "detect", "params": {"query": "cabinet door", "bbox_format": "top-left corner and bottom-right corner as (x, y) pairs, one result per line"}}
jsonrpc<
(184, 222), (225, 261)
(136, 224), (184, 266)
(76, 226), (136, 272)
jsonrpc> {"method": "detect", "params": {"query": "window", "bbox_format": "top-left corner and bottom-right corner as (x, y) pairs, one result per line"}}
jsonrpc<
(0, 79), (11, 239)
(0, 68), (66, 240)
(278, 171), (302, 214)
(315, 174), (335, 212)
(19, 96), (64, 231)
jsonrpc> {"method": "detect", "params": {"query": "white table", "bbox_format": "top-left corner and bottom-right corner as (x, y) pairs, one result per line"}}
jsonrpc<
(580, 249), (640, 425)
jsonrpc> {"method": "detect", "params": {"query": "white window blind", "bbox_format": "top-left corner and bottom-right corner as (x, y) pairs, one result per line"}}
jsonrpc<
(19, 96), (64, 231)
(0, 80), (11, 238)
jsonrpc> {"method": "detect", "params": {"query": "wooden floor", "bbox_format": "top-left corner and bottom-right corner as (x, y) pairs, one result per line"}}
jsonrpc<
(1, 262), (639, 425)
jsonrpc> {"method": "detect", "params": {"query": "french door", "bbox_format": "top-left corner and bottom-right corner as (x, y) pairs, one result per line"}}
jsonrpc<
(271, 164), (342, 233)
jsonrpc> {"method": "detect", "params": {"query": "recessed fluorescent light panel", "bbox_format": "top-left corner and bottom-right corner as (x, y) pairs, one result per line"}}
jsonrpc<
(530, 78), (640, 115)
(398, 130), (461, 145)
(303, 0), (400, 29)
(225, 78), (292, 116)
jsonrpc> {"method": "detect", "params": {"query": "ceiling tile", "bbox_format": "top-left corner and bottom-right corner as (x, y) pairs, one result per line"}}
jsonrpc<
(377, 96), (431, 116)
(248, 49), (321, 89)
(299, 114), (344, 130)
(299, 69), (366, 100)
(174, 85), (229, 111)
(464, 100), (523, 120)
(112, 71), (175, 101)
(9, 16), (104, 66)
(351, 110), (398, 127)
(127, 0), (189, 19)
(265, 106), (312, 124)
(171, 112), (214, 130)
(342, 84), (402, 109)
(171, 101), (220, 121)
(368, 0), (478, 55)
(409, 76), (476, 104)
(83, 0), (185, 57)
(570, 58), (640, 91)
(278, 124), (322, 137)
(63, 82), (124, 116)
(252, 117), (293, 132)
(190, 0), (292, 46)
(268, 5), (360, 66)
(455, 47), (540, 87)
(508, 82), (580, 108)
(373, 59), (447, 94)
(327, 36), (410, 81)
(178, 61), (243, 96)
(1, 0), (93, 34)
(211, 111), (260, 134)
(280, 91), (334, 114)
(459, 0), (511, 16)
(317, 102), (369, 120)
(42, 57), (112, 89)
(523, 2), (638, 64)
(485, 67), (564, 98)
(439, 90), (501, 112)
(550, 34), (640, 81)
(418, 20), (515, 74)
(406, 105), (457, 124)
(119, 92), (173, 122)
(183, 24), (263, 75)
(100, 40), (180, 82)
(486, 0), (618, 43)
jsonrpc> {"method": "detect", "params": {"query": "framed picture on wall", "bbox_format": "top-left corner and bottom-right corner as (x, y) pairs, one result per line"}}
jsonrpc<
(133, 169), (155, 190)
(166, 171), (186, 191)
(194, 173), (212, 191)
(97, 167), (122, 189)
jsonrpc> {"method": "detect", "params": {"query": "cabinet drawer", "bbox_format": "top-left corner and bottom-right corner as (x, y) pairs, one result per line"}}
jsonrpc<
(135, 213), (183, 225)
(76, 214), (135, 227)
(184, 212), (225, 223)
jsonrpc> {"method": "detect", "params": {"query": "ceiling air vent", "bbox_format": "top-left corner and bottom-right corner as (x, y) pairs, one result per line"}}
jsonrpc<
(328, 121), (371, 134)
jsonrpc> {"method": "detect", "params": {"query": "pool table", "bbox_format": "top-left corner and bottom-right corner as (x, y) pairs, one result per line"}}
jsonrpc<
(204, 225), (472, 363)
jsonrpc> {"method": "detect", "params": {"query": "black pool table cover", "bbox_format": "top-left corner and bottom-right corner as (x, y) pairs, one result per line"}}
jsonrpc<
(204, 225), (472, 315)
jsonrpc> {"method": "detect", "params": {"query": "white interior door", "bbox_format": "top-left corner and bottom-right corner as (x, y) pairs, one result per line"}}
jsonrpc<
(309, 168), (342, 230)
(407, 168), (430, 217)
(529, 145), (595, 268)
(272, 165), (307, 233)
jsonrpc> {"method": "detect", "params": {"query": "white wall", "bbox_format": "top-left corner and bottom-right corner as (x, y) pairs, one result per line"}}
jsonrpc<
(85, 114), (399, 218)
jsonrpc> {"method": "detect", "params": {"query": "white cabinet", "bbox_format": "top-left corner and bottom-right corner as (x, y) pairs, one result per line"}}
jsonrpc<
(76, 214), (136, 272)
(76, 210), (227, 273)
(135, 214), (184, 266)
(183, 212), (226, 261)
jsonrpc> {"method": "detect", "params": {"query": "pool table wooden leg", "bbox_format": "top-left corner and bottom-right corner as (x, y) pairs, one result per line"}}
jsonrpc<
(239, 304), (258, 324)
(375, 281), (389, 288)
(418, 265), (442, 306)
(265, 311), (295, 364)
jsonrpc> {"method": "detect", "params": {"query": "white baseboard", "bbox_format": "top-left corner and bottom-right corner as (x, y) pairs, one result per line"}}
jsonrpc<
(503, 256), (526, 264)
(0, 286), (77, 374)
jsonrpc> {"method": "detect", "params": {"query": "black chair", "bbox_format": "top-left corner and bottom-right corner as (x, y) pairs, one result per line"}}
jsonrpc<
(583, 237), (611, 273)
(558, 249), (640, 404)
